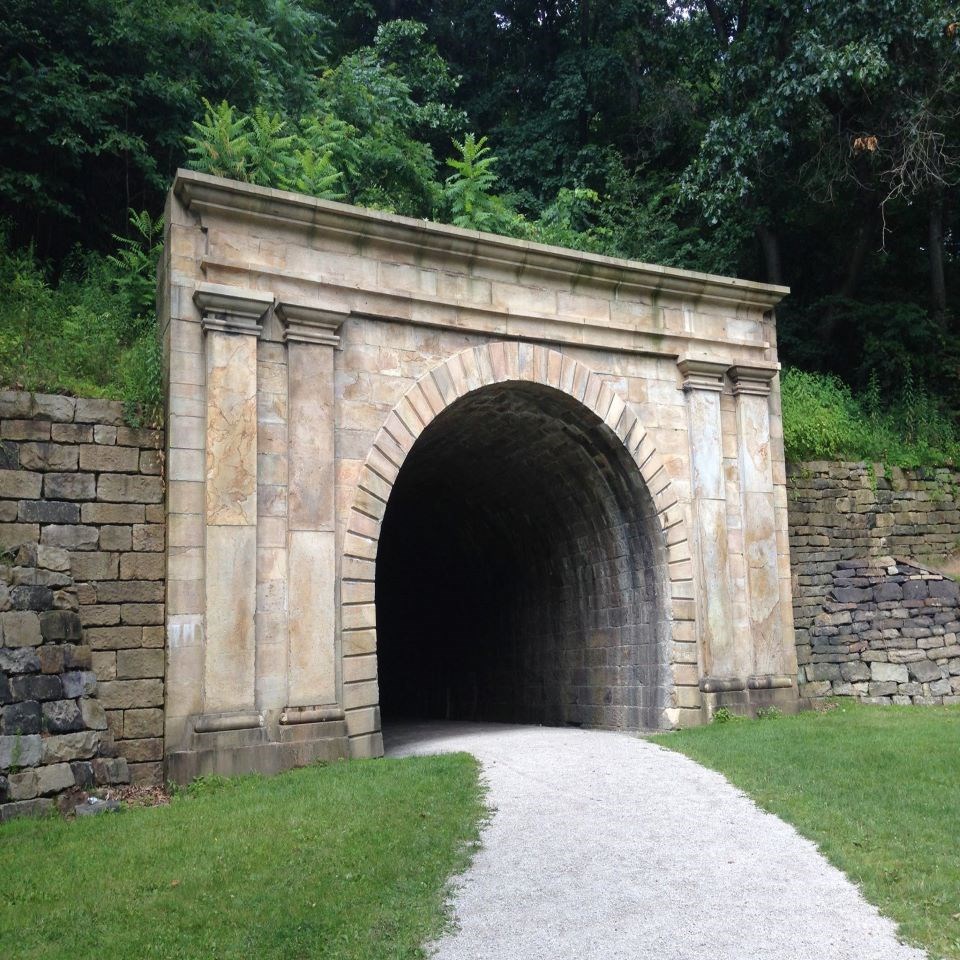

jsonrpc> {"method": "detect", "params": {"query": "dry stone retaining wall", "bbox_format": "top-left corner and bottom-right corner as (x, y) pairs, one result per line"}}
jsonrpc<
(0, 550), (130, 821)
(0, 392), (164, 783)
(788, 461), (960, 702)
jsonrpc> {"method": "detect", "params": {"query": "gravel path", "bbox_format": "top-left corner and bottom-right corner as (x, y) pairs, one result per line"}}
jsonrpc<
(386, 722), (925, 960)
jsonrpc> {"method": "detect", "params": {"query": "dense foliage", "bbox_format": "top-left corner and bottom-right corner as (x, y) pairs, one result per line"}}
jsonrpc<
(0, 1), (957, 450)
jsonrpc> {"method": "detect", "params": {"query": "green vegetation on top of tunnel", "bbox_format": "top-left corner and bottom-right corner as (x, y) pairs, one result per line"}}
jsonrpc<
(2, 1), (959, 445)
(0, 754), (487, 960)
(650, 702), (960, 960)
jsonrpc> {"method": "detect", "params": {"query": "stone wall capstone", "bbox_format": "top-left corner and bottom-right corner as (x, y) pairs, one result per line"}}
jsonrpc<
(0, 391), (165, 784)
(788, 460), (960, 702)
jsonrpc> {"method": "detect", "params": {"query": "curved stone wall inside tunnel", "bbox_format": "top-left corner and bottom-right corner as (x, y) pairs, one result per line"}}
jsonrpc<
(375, 381), (671, 730)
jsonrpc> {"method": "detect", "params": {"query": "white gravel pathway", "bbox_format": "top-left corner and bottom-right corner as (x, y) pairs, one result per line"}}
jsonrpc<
(386, 721), (925, 960)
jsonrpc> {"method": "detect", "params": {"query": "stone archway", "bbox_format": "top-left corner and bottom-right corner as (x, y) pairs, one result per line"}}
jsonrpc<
(340, 344), (691, 747)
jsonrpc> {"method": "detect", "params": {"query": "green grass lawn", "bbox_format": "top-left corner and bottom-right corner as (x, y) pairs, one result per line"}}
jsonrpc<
(651, 702), (960, 960)
(0, 755), (485, 960)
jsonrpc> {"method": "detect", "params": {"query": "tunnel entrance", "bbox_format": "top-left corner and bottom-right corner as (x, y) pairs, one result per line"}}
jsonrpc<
(375, 381), (670, 731)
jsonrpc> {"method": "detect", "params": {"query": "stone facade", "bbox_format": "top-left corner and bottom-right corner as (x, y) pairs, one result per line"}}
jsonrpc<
(797, 556), (960, 704)
(161, 170), (799, 780)
(0, 392), (165, 782)
(0, 548), (129, 821)
(788, 460), (960, 698)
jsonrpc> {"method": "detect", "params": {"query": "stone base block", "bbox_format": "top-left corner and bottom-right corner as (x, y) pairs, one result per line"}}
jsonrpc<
(165, 721), (350, 784)
(701, 683), (804, 721)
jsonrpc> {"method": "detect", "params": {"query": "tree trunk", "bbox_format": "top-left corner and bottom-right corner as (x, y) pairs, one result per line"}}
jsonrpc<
(755, 223), (783, 286)
(929, 191), (948, 318)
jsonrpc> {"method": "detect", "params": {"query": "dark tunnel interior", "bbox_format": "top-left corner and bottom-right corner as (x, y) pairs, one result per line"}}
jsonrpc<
(375, 381), (670, 731)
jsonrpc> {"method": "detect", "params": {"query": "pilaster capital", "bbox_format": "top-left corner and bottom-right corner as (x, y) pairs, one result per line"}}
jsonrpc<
(728, 362), (779, 397)
(677, 356), (729, 392)
(275, 300), (349, 347)
(193, 282), (272, 336)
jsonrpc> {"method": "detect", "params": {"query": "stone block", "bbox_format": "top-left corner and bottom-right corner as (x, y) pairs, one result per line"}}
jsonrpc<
(806, 662), (841, 682)
(871, 662), (909, 683)
(930, 678), (953, 696)
(119, 553), (165, 580)
(121, 603), (164, 625)
(1, 610), (42, 646)
(0, 733), (42, 767)
(908, 660), (942, 683)
(0, 470), (41, 499)
(96, 580), (163, 603)
(39, 610), (82, 641)
(92, 650), (117, 680)
(36, 762), (75, 795)
(38, 645), (65, 674)
(97, 474), (163, 503)
(116, 648), (164, 679)
(61, 670), (98, 698)
(0, 502), (16, 522)
(79, 445), (140, 473)
(79, 698), (108, 730)
(1, 419), (49, 441)
(85, 626), (141, 650)
(10, 584), (54, 611)
(37, 545), (70, 571)
(0, 647), (40, 673)
(50, 424), (93, 443)
(81, 502), (145, 524)
(41, 699), (84, 733)
(41, 524), (98, 550)
(8, 770), (39, 800)
(129, 761), (163, 785)
(17, 500), (79, 524)
(123, 708), (163, 739)
(867, 682), (897, 697)
(41, 730), (100, 763)
(141, 625), (164, 648)
(63, 645), (92, 670)
(70, 760), (95, 788)
(139, 450), (162, 475)
(117, 426), (162, 448)
(18, 443), (78, 471)
(31, 394), (76, 422)
(71, 552), (119, 581)
(43, 472), (96, 500)
(75, 398), (125, 425)
(928, 579), (960, 601)
(93, 425), (117, 444)
(80, 606), (121, 628)
(92, 756), (129, 784)
(0, 523), (39, 551)
(132, 523), (164, 552)
(1, 701), (41, 735)
(839, 661), (870, 682)
(0, 797), (54, 820)
(10, 674), (62, 701)
(97, 679), (163, 709)
(0, 440), (16, 470)
(99, 526), (132, 551)
(120, 737), (163, 762)
(902, 580), (929, 601)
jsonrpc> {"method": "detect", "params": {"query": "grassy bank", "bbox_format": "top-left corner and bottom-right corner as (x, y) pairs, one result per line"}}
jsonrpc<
(0, 755), (485, 960)
(651, 703), (960, 959)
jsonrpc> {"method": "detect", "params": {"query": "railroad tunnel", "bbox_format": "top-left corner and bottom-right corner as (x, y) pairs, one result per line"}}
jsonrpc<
(374, 380), (671, 731)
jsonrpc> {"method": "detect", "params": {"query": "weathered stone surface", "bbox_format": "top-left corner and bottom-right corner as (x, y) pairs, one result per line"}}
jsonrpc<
(92, 756), (129, 784)
(79, 445), (140, 473)
(79, 697), (108, 730)
(907, 660), (941, 683)
(97, 679), (163, 709)
(97, 474), (163, 503)
(39, 610), (83, 641)
(870, 662), (908, 683)
(1, 701), (41, 735)
(1, 610), (42, 646)
(0, 647), (40, 673)
(17, 500), (80, 524)
(0, 733), (42, 767)
(123, 708), (163, 739)
(116, 648), (164, 680)
(75, 398), (125, 425)
(18, 443), (78, 472)
(10, 584), (54, 611)
(0, 470), (41, 499)
(41, 524), (99, 550)
(41, 699), (84, 733)
(41, 731), (100, 763)
(61, 670), (98, 698)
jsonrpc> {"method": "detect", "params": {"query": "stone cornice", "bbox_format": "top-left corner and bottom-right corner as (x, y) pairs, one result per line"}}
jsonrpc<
(677, 356), (728, 392)
(174, 170), (790, 311)
(275, 301), (347, 347)
(729, 362), (780, 397)
(194, 282), (272, 336)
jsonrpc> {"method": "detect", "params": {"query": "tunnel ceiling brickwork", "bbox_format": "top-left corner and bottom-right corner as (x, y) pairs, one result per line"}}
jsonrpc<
(162, 171), (799, 777)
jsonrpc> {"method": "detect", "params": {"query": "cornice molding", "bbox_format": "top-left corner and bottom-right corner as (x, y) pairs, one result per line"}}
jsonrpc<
(174, 170), (790, 312)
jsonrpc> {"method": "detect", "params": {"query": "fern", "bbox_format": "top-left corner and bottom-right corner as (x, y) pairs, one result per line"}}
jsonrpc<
(185, 98), (252, 180)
